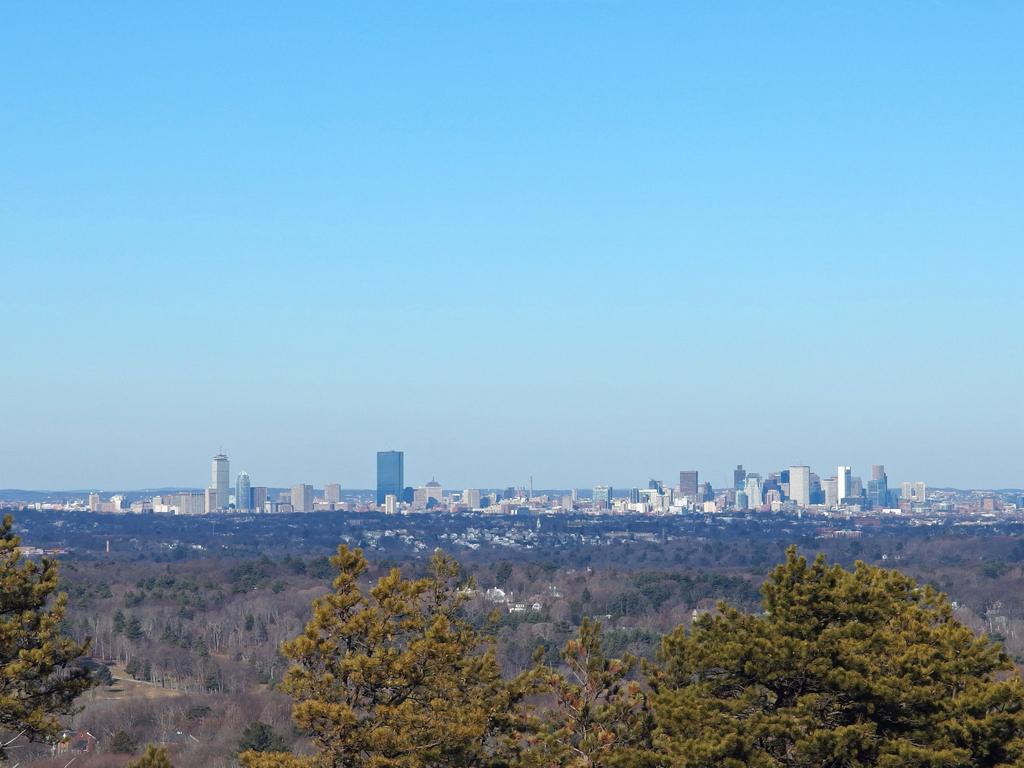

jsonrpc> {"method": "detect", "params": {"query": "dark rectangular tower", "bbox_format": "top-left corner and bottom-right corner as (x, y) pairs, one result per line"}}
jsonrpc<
(376, 450), (404, 505)
(679, 470), (699, 500)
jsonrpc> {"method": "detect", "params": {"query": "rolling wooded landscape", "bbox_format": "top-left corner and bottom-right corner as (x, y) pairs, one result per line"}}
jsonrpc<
(5, 512), (1024, 767)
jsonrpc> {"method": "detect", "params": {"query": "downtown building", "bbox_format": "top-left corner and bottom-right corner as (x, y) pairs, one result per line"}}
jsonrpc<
(208, 453), (230, 512)
(291, 483), (314, 513)
(789, 465), (811, 507)
(377, 451), (404, 505)
(678, 470), (699, 502)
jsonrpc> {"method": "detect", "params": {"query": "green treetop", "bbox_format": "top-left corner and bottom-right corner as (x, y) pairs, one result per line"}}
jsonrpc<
(126, 744), (174, 768)
(520, 617), (651, 768)
(641, 546), (1024, 768)
(0, 514), (94, 758)
(244, 546), (522, 768)
(238, 720), (288, 754)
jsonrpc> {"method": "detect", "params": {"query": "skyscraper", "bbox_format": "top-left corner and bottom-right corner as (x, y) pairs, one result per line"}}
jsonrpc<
(678, 470), (699, 501)
(211, 453), (230, 511)
(789, 465), (810, 507)
(376, 451), (404, 505)
(837, 466), (852, 503)
(733, 465), (746, 490)
(867, 464), (888, 509)
(593, 485), (612, 506)
(291, 483), (314, 513)
(744, 475), (763, 508)
(822, 478), (838, 508)
(867, 479), (887, 509)
(172, 491), (205, 515)
(236, 471), (251, 511)
(850, 476), (863, 498)
(325, 483), (342, 503)
(424, 480), (442, 505)
(251, 486), (268, 513)
(809, 473), (823, 504)
(901, 481), (927, 504)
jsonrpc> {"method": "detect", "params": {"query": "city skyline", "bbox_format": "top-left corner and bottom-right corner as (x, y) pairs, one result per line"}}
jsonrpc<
(4, 3), (1023, 490)
(23, 447), (1024, 518)
(0, 449), (997, 496)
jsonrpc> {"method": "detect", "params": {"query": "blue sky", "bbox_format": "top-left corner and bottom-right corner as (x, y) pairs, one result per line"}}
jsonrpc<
(2, 2), (1022, 490)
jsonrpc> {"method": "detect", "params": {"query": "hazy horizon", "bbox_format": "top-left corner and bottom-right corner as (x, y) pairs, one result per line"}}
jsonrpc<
(3, 3), (1022, 490)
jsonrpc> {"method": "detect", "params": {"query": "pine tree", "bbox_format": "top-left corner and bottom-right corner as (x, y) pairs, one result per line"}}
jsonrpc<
(521, 618), (651, 768)
(244, 546), (521, 768)
(110, 730), (137, 754)
(0, 514), (94, 758)
(642, 546), (1024, 767)
(126, 657), (142, 679)
(126, 744), (174, 768)
(125, 614), (145, 641)
(238, 720), (288, 754)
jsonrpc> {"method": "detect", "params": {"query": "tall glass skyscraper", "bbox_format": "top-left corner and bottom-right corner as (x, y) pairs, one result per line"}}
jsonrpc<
(868, 464), (888, 509)
(236, 471), (251, 511)
(376, 451), (404, 505)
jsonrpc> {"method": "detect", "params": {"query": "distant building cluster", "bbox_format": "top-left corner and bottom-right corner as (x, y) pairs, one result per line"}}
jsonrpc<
(720, 463), (909, 514)
(81, 453), (350, 516)
(14, 451), (1022, 521)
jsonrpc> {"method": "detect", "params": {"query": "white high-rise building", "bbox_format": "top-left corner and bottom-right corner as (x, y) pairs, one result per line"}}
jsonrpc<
(822, 478), (838, 508)
(744, 475), (763, 508)
(172, 491), (206, 515)
(463, 489), (482, 509)
(88, 492), (100, 512)
(837, 466), (852, 503)
(211, 453), (230, 510)
(384, 494), (398, 515)
(291, 483), (314, 513)
(789, 465), (811, 507)
(325, 483), (342, 503)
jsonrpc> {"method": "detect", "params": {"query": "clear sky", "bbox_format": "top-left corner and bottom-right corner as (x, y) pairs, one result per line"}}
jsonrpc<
(2, 2), (1022, 491)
